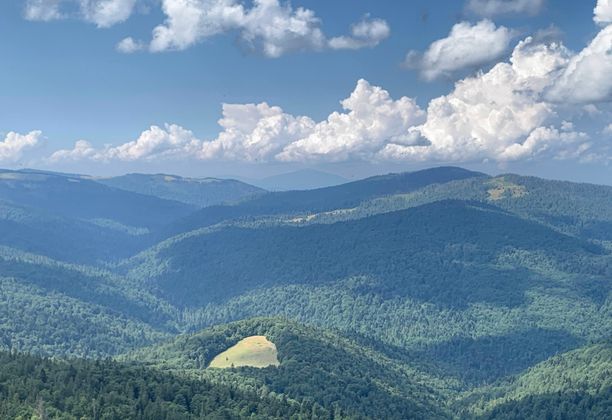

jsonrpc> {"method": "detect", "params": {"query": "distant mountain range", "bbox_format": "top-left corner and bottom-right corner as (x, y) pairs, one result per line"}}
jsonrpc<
(97, 172), (265, 207)
(248, 168), (349, 191)
(0, 165), (609, 418)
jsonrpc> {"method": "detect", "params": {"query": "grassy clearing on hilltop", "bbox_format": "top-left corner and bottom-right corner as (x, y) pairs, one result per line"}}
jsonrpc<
(209, 335), (280, 368)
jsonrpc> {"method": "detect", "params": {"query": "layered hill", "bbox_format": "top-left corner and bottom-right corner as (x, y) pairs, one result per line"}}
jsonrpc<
(0, 166), (609, 418)
(0, 169), (196, 263)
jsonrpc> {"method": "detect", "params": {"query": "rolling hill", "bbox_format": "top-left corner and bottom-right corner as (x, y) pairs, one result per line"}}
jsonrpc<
(98, 173), (265, 207)
(0, 166), (610, 418)
(162, 166), (487, 238)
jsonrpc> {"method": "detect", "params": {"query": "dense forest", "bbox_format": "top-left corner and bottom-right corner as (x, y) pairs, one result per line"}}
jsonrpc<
(0, 166), (609, 419)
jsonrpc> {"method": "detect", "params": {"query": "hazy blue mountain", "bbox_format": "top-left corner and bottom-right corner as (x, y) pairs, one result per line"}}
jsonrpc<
(0, 169), (195, 230)
(253, 168), (349, 191)
(163, 166), (486, 237)
(98, 173), (265, 207)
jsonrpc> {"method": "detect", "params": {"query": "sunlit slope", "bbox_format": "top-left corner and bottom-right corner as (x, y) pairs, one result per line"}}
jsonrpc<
(209, 335), (279, 368)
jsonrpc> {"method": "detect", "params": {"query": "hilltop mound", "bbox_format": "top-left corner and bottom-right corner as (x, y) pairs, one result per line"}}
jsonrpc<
(209, 335), (279, 368)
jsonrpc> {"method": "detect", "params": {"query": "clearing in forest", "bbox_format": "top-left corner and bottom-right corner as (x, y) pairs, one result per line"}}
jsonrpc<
(208, 335), (280, 368)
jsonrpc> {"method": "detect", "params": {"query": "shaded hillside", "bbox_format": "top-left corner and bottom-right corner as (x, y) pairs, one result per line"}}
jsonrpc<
(463, 340), (612, 419)
(99, 173), (264, 207)
(0, 169), (195, 230)
(133, 200), (608, 308)
(163, 166), (486, 237)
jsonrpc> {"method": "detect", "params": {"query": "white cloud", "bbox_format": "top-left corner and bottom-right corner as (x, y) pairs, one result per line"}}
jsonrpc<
(603, 123), (612, 135)
(594, 0), (612, 25)
(277, 79), (426, 162)
(328, 17), (390, 50)
(116, 37), (145, 53)
(388, 36), (584, 162)
(48, 139), (102, 161)
(49, 124), (201, 162)
(199, 102), (315, 161)
(0, 131), (43, 162)
(24, 0), (137, 27)
(403, 20), (514, 81)
(81, 0), (137, 28)
(465, 0), (545, 17)
(46, 30), (612, 165)
(546, 25), (612, 103)
(146, 0), (388, 57)
(24, 0), (64, 21)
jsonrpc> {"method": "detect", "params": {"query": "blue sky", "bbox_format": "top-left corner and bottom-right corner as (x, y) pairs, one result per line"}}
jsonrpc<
(0, 0), (611, 183)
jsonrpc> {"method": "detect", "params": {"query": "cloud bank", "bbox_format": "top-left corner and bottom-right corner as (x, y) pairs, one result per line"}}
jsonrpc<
(49, 24), (610, 167)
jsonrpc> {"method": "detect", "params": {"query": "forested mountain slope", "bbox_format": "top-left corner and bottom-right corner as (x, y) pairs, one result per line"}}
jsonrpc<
(0, 350), (318, 419)
(306, 175), (612, 243)
(98, 173), (264, 207)
(128, 200), (608, 308)
(162, 166), (486, 238)
(124, 318), (450, 419)
(463, 340), (612, 419)
(0, 166), (610, 418)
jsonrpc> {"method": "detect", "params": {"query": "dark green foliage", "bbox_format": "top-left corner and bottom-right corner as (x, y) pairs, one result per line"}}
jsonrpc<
(143, 200), (607, 308)
(128, 318), (449, 419)
(0, 166), (610, 418)
(0, 350), (323, 419)
(99, 173), (265, 207)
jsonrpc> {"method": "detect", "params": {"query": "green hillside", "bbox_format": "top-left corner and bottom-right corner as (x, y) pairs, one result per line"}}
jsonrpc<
(0, 350), (318, 419)
(125, 318), (450, 419)
(0, 166), (609, 418)
(463, 341), (612, 419)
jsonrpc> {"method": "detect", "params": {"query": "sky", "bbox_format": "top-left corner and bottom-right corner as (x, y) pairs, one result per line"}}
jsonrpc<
(0, 0), (611, 183)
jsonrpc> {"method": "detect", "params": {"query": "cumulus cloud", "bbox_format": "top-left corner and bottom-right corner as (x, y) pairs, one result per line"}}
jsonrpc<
(24, 0), (137, 27)
(47, 28), (612, 165)
(277, 79), (426, 162)
(465, 0), (545, 17)
(384, 36), (588, 162)
(0, 131), (43, 163)
(546, 25), (612, 103)
(403, 20), (514, 81)
(199, 103), (315, 161)
(145, 0), (388, 56)
(49, 124), (201, 162)
(594, 0), (612, 25)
